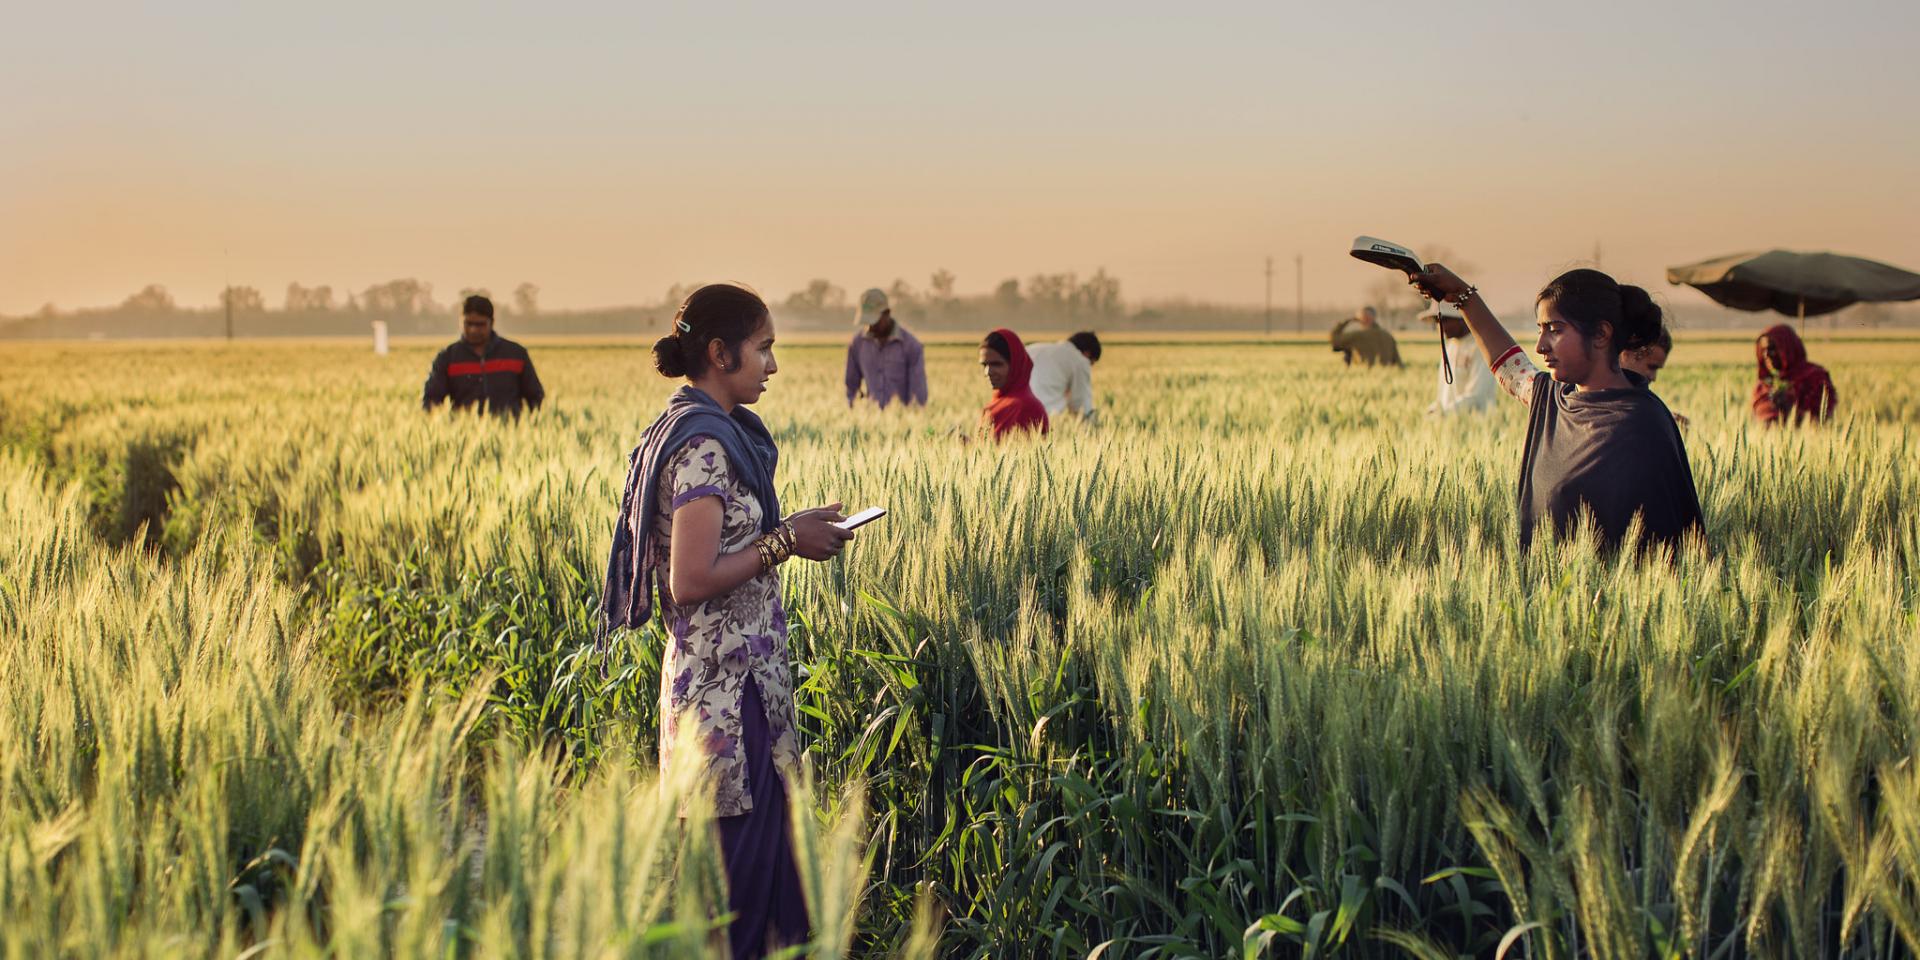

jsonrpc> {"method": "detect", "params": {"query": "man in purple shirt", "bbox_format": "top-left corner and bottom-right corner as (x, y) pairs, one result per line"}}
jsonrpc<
(844, 288), (928, 408)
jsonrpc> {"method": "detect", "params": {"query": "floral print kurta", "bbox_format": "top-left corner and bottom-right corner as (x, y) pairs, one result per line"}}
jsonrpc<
(648, 436), (801, 816)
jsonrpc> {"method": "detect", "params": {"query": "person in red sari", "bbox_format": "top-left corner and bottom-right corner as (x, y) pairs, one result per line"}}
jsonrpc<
(978, 328), (1050, 440)
(1751, 324), (1838, 425)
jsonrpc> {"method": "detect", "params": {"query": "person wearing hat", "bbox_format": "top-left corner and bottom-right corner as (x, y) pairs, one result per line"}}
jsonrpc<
(844, 288), (928, 408)
(1422, 302), (1499, 415)
(1330, 306), (1402, 367)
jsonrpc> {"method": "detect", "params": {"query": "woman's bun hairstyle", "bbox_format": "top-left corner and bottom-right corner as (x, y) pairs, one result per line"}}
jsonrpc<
(650, 283), (769, 380)
(1614, 284), (1664, 352)
(652, 334), (688, 378)
(1537, 268), (1667, 354)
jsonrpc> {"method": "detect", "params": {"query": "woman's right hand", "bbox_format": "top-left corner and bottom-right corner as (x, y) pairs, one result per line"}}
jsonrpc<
(1409, 263), (1471, 302)
(786, 503), (855, 561)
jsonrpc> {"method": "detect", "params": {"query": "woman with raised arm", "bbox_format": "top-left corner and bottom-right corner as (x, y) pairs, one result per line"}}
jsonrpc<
(1409, 265), (1704, 553)
(600, 283), (853, 958)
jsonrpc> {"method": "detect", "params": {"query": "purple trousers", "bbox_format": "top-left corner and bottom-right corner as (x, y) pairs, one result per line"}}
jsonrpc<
(718, 679), (810, 958)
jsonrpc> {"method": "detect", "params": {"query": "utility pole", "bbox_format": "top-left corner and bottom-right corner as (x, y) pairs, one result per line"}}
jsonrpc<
(223, 250), (233, 342)
(1294, 254), (1304, 334)
(1264, 256), (1274, 336)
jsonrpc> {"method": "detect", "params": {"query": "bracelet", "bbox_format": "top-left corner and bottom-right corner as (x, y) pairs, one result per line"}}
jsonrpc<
(753, 522), (798, 573)
(1450, 285), (1479, 308)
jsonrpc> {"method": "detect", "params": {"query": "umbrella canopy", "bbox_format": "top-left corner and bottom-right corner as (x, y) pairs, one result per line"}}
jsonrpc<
(1665, 250), (1920, 318)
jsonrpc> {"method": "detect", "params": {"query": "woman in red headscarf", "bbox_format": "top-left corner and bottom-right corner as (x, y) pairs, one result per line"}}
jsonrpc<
(978, 328), (1049, 440)
(1751, 324), (1838, 425)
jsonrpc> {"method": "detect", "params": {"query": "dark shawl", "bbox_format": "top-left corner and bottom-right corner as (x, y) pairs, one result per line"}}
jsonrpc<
(1516, 371), (1703, 553)
(599, 386), (780, 638)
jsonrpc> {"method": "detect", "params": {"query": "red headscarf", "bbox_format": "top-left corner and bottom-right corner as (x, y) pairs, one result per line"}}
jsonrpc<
(980, 328), (1049, 440)
(1751, 324), (1837, 425)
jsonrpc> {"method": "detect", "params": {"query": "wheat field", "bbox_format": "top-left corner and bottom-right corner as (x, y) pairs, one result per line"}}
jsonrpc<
(2, 332), (1917, 958)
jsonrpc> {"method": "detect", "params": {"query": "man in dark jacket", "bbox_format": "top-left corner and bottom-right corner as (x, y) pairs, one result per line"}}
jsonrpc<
(422, 295), (545, 416)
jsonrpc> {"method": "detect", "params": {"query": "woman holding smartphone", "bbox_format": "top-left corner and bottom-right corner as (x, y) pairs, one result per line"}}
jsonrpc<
(600, 283), (852, 958)
(1409, 265), (1703, 553)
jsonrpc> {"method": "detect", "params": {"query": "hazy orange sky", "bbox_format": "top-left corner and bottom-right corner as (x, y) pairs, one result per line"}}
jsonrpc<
(3, 1), (1917, 316)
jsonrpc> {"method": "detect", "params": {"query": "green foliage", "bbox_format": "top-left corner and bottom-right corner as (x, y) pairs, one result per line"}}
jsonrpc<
(3, 335), (1918, 956)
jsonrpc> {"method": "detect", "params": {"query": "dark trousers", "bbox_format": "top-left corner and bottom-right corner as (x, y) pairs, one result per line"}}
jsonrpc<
(718, 679), (810, 958)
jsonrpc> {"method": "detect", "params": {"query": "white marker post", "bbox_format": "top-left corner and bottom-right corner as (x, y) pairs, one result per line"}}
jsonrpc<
(372, 319), (390, 356)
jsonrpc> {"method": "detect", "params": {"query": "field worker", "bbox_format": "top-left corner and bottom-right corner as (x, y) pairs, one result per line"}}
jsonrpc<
(1330, 306), (1402, 367)
(1028, 331), (1102, 423)
(979, 328), (1049, 440)
(1421, 304), (1498, 416)
(1751, 324), (1837, 425)
(421, 295), (545, 416)
(600, 284), (852, 958)
(844, 287), (928, 408)
(1409, 264), (1703, 553)
(1620, 328), (1690, 429)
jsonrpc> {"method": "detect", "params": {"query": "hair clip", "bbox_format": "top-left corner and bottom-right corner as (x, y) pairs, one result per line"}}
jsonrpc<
(676, 319), (691, 333)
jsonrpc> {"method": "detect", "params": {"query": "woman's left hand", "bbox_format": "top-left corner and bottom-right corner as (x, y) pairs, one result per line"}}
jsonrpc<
(785, 504), (854, 561)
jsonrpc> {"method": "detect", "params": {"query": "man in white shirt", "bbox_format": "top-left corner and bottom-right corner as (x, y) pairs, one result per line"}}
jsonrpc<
(1027, 331), (1101, 423)
(1422, 305), (1499, 416)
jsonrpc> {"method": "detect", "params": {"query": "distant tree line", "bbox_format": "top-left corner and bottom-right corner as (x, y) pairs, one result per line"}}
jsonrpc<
(3, 270), (1914, 341)
(772, 268), (1125, 331)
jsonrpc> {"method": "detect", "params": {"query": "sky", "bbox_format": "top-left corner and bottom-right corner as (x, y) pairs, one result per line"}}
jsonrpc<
(3, 0), (1917, 316)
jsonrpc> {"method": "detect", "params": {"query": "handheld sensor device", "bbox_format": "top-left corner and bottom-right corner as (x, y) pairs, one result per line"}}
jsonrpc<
(1349, 236), (1451, 385)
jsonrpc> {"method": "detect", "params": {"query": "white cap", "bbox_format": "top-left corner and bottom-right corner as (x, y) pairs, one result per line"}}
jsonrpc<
(1419, 303), (1463, 322)
(855, 288), (889, 326)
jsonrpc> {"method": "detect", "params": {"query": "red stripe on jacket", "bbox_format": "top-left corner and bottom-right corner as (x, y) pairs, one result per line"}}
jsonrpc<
(448, 358), (526, 376)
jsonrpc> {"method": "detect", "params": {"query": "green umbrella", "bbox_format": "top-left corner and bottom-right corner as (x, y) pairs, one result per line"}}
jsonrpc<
(1665, 249), (1920, 323)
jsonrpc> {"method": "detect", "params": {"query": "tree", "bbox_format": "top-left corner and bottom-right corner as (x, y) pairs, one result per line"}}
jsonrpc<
(1027, 273), (1075, 313)
(284, 283), (334, 312)
(928, 269), (956, 304)
(887, 278), (920, 318)
(513, 282), (540, 316)
(1077, 268), (1122, 317)
(121, 284), (175, 312)
(662, 283), (697, 310)
(360, 278), (435, 315)
(993, 278), (1023, 311)
(221, 286), (265, 313)
(783, 279), (848, 314)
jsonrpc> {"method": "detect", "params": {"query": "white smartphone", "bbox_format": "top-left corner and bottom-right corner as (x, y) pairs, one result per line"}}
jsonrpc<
(835, 507), (887, 531)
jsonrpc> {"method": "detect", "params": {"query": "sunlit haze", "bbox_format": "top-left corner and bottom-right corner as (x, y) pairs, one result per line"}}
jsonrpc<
(4, 0), (1916, 316)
